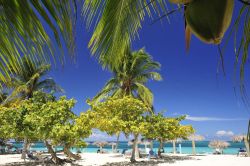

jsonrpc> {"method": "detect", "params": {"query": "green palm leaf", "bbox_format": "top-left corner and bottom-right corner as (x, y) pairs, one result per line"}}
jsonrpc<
(83, 0), (167, 68)
(0, 0), (77, 84)
(91, 48), (162, 108)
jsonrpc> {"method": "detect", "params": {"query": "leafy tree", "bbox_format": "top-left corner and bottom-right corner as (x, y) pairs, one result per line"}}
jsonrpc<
(24, 92), (92, 164)
(89, 96), (150, 162)
(143, 113), (194, 157)
(2, 56), (63, 159)
(89, 48), (161, 150)
(0, 92), (93, 164)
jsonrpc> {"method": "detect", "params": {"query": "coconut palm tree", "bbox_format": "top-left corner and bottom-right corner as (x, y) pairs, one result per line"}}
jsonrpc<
(1, 1), (249, 77)
(188, 134), (205, 155)
(90, 48), (162, 107)
(0, 0), (77, 83)
(5, 57), (63, 103)
(2, 56), (63, 159)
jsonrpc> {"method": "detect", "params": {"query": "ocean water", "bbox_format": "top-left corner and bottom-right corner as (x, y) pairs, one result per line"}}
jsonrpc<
(12, 141), (245, 155)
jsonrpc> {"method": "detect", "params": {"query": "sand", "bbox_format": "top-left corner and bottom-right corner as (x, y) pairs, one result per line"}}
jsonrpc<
(0, 153), (249, 166)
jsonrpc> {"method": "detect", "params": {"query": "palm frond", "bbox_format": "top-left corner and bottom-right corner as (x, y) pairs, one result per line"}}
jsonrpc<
(134, 82), (153, 107)
(91, 78), (119, 104)
(34, 78), (64, 93)
(83, 0), (168, 68)
(0, 0), (77, 84)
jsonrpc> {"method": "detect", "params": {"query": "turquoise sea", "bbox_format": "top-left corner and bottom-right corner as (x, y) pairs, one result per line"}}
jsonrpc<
(12, 141), (245, 155)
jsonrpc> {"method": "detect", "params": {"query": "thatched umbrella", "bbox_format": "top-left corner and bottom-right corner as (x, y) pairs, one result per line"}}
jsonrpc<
(108, 142), (117, 152)
(188, 134), (205, 155)
(208, 140), (230, 154)
(93, 141), (108, 152)
(232, 135), (249, 156)
(232, 135), (245, 142)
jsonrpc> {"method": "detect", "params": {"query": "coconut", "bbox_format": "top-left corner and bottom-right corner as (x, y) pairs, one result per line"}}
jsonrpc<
(185, 0), (234, 44)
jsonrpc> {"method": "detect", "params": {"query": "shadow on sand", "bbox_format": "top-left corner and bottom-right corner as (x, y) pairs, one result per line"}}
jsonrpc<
(102, 155), (195, 166)
(1, 161), (83, 166)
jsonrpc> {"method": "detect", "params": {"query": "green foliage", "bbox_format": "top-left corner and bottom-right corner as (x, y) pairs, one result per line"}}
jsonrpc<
(0, 91), (92, 149)
(143, 113), (194, 142)
(89, 96), (150, 136)
(0, 0), (76, 83)
(2, 55), (63, 105)
(90, 48), (162, 107)
(83, 0), (167, 68)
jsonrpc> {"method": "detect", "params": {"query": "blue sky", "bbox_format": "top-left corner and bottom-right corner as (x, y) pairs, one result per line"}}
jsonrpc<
(48, 2), (250, 140)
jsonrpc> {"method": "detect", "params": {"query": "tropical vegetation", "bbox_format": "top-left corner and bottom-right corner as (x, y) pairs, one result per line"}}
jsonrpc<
(0, 91), (93, 164)
(90, 48), (162, 107)
(0, 0), (250, 164)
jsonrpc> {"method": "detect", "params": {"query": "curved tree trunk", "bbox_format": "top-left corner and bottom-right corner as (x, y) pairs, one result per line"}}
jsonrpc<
(244, 137), (250, 157)
(44, 141), (64, 164)
(246, 120), (250, 157)
(64, 144), (81, 160)
(158, 140), (163, 158)
(21, 137), (29, 159)
(192, 140), (196, 155)
(130, 134), (138, 162)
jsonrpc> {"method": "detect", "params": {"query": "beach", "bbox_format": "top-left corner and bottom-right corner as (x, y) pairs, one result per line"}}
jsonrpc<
(0, 153), (249, 166)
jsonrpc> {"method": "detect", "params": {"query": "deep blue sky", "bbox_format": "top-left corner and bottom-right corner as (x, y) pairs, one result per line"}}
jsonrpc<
(48, 1), (250, 140)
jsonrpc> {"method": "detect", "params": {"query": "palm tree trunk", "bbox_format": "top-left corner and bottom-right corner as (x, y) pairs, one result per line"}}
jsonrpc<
(44, 140), (63, 164)
(246, 120), (250, 157)
(244, 137), (250, 157)
(173, 140), (176, 154)
(130, 134), (138, 162)
(115, 133), (120, 152)
(21, 137), (29, 159)
(192, 140), (196, 155)
(64, 144), (81, 160)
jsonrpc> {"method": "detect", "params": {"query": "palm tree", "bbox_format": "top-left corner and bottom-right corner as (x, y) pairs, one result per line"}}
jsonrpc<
(90, 48), (162, 107)
(0, 0), (77, 83)
(3, 56), (63, 159)
(0, 92), (8, 104)
(1, 1), (249, 83)
(5, 57), (63, 103)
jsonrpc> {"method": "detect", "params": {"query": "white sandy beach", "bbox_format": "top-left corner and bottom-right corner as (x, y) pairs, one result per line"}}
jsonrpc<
(0, 153), (249, 166)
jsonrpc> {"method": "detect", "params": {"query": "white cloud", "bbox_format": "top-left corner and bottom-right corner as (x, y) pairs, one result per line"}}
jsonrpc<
(216, 130), (234, 137)
(185, 115), (246, 122)
(85, 130), (115, 141)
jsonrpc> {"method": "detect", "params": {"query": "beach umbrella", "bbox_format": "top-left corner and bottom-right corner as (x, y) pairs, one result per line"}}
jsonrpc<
(208, 140), (230, 154)
(188, 134), (205, 155)
(232, 135), (249, 157)
(93, 141), (108, 151)
(232, 135), (245, 142)
(108, 142), (116, 152)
